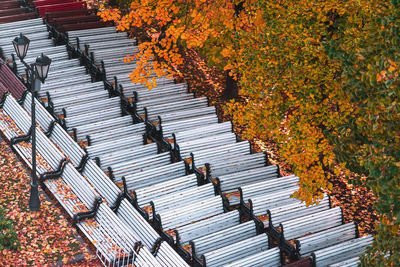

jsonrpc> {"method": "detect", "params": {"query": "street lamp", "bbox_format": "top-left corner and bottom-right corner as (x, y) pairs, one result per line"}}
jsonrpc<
(12, 33), (30, 60)
(12, 33), (52, 211)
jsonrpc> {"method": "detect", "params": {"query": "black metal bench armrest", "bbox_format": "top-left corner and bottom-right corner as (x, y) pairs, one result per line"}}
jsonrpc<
(72, 197), (102, 224)
(39, 158), (67, 181)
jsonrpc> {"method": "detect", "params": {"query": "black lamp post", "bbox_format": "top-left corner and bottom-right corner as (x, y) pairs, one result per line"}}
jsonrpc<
(12, 33), (52, 211)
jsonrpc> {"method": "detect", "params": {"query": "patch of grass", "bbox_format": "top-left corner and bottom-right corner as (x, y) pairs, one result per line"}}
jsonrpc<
(0, 207), (19, 250)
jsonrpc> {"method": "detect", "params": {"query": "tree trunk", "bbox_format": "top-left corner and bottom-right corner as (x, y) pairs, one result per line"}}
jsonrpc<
(224, 70), (238, 100)
(108, 0), (118, 7)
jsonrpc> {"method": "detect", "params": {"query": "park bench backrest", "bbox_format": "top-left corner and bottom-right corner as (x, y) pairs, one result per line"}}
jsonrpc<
(311, 235), (373, 267)
(61, 21), (110, 33)
(0, 60), (26, 99)
(202, 233), (270, 267)
(155, 241), (189, 267)
(0, 7), (29, 17)
(34, 0), (76, 7)
(224, 247), (281, 267)
(45, 9), (93, 23)
(0, 13), (37, 24)
(296, 222), (357, 256)
(37, 2), (86, 18)
(0, 0), (19, 9)
(53, 14), (100, 30)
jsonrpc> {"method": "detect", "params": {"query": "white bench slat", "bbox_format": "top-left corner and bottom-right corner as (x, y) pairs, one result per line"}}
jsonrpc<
(191, 220), (257, 257)
(223, 247), (281, 267)
(149, 183), (215, 219)
(312, 235), (372, 267)
(155, 241), (190, 267)
(177, 210), (240, 245)
(297, 222), (357, 256)
(280, 207), (344, 240)
(125, 161), (187, 190)
(202, 234), (269, 267)
(158, 196), (224, 230)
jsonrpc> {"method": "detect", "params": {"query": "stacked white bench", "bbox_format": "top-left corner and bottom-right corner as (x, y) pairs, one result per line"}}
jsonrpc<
(0, 93), (145, 265)
(1, 18), (191, 266)
(237, 173), (372, 266)
(74, 27), (374, 267)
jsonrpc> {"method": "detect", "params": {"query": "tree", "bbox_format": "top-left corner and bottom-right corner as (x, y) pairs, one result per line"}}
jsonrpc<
(327, 1), (400, 264)
(228, 1), (399, 263)
(227, 0), (364, 205)
(98, 0), (258, 89)
(97, 0), (400, 264)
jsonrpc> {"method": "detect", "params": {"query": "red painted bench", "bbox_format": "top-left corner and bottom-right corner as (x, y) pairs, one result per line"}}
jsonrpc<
(45, 9), (94, 23)
(53, 14), (100, 29)
(0, 80), (6, 98)
(0, 0), (19, 9)
(0, 12), (37, 24)
(0, 59), (27, 100)
(60, 20), (112, 33)
(36, 1), (86, 18)
(0, 7), (29, 17)
(33, 0), (76, 7)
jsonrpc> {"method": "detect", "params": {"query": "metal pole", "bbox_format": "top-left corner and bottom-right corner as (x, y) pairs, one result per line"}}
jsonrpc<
(28, 66), (40, 211)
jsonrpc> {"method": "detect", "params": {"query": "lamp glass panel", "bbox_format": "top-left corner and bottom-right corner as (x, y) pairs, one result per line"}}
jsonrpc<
(35, 64), (48, 80)
(34, 54), (51, 82)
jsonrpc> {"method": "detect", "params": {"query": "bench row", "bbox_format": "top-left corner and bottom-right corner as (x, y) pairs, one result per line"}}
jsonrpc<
(0, 81), (187, 266)
(52, 23), (372, 267)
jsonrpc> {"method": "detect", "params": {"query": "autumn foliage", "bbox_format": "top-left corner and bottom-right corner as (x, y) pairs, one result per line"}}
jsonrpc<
(97, 0), (400, 264)
(98, 0), (261, 88)
(327, 2), (400, 264)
